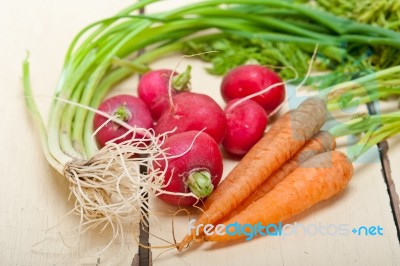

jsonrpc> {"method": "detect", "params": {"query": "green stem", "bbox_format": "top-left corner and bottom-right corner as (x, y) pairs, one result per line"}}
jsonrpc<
(66, 0), (160, 65)
(329, 110), (400, 162)
(111, 57), (151, 73)
(113, 105), (131, 122)
(60, 81), (85, 158)
(321, 65), (400, 98)
(48, 50), (98, 160)
(26, 0), (400, 165)
(187, 170), (214, 198)
(327, 86), (400, 110)
(348, 121), (400, 162)
(193, 7), (335, 41)
(22, 57), (67, 171)
(329, 111), (400, 138)
(172, 65), (192, 91)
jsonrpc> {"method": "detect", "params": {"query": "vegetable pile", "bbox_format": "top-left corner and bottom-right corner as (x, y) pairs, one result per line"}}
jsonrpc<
(22, 0), (400, 251)
(179, 96), (333, 247)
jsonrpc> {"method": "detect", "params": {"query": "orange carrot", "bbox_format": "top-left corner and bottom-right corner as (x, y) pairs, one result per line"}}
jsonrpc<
(205, 150), (353, 242)
(262, 111), (292, 139)
(224, 130), (336, 220)
(178, 97), (327, 250)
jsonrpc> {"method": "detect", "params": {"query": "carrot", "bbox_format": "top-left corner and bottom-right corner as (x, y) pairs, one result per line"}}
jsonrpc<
(222, 130), (336, 221)
(178, 97), (327, 250)
(205, 150), (353, 242)
(262, 111), (292, 139)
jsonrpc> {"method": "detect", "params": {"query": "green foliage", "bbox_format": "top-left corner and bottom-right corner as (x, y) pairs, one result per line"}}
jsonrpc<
(184, 36), (317, 80)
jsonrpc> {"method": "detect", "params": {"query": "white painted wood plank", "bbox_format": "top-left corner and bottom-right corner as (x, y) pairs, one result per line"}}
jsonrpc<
(2, 0), (400, 265)
(0, 1), (140, 265)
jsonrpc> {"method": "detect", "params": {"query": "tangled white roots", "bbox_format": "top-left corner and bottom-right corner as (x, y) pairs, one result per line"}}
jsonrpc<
(63, 128), (170, 246)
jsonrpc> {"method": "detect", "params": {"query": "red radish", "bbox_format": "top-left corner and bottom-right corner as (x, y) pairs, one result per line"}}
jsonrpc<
(223, 99), (268, 156)
(220, 64), (285, 114)
(93, 94), (152, 147)
(155, 92), (227, 144)
(138, 67), (191, 120)
(155, 131), (223, 206)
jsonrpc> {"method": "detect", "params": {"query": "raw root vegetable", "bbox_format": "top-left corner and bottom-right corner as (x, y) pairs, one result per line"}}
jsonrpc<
(138, 67), (191, 121)
(153, 131), (223, 206)
(178, 96), (327, 250)
(220, 65), (286, 114)
(205, 150), (354, 242)
(23, 56), (174, 249)
(223, 99), (268, 156)
(93, 94), (153, 147)
(22, 0), (400, 251)
(224, 130), (336, 220)
(62, 130), (169, 229)
(155, 92), (227, 144)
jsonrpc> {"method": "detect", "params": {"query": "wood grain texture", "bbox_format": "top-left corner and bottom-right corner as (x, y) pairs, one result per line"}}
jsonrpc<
(1, 0), (400, 265)
(0, 1), (140, 265)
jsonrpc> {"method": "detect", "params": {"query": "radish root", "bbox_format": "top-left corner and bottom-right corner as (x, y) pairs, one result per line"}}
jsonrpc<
(62, 128), (170, 245)
(31, 96), (208, 253)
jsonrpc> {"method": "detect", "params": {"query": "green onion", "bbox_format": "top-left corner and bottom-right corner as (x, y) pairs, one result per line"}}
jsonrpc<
(21, 0), (400, 240)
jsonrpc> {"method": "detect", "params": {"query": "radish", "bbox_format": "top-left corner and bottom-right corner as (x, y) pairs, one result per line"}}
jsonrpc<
(155, 92), (227, 144)
(93, 94), (153, 147)
(154, 131), (223, 206)
(220, 64), (285, 114)
(138, 66), (191, 120)
(223, 99), (268, 156)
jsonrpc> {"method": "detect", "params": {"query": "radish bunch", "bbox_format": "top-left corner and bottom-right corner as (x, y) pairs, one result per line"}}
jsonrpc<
(93, 67), (226, 207)
(220, 64), (286, 155)
(144, 71), (226, 206)
(221, 64), (285, 114)
(93, 64), (285, 206)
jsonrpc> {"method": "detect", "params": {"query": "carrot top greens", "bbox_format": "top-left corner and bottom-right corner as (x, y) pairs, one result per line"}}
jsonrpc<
(23, 0), (400, 164)
(186, 1), (400, 86)
(21, 0), (400, 248)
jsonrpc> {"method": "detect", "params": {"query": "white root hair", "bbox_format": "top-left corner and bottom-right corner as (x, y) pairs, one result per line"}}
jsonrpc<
(63, 128), (169, 241)
(60, 127), (205, 255)
(48, 96), (205, 254)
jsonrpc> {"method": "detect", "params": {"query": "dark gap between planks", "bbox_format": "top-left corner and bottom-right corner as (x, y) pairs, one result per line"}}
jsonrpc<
(367, 103), (400, 243)
(133, 5), (152, 266)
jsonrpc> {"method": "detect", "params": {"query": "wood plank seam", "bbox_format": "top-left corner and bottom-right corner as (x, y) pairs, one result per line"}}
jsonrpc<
(367, 103), (400, 243)
(378, 141), (400, 243)
(133, 5), (152, 266)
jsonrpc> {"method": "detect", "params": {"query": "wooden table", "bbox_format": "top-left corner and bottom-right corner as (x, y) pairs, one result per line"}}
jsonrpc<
(1, 1), (399, 265)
